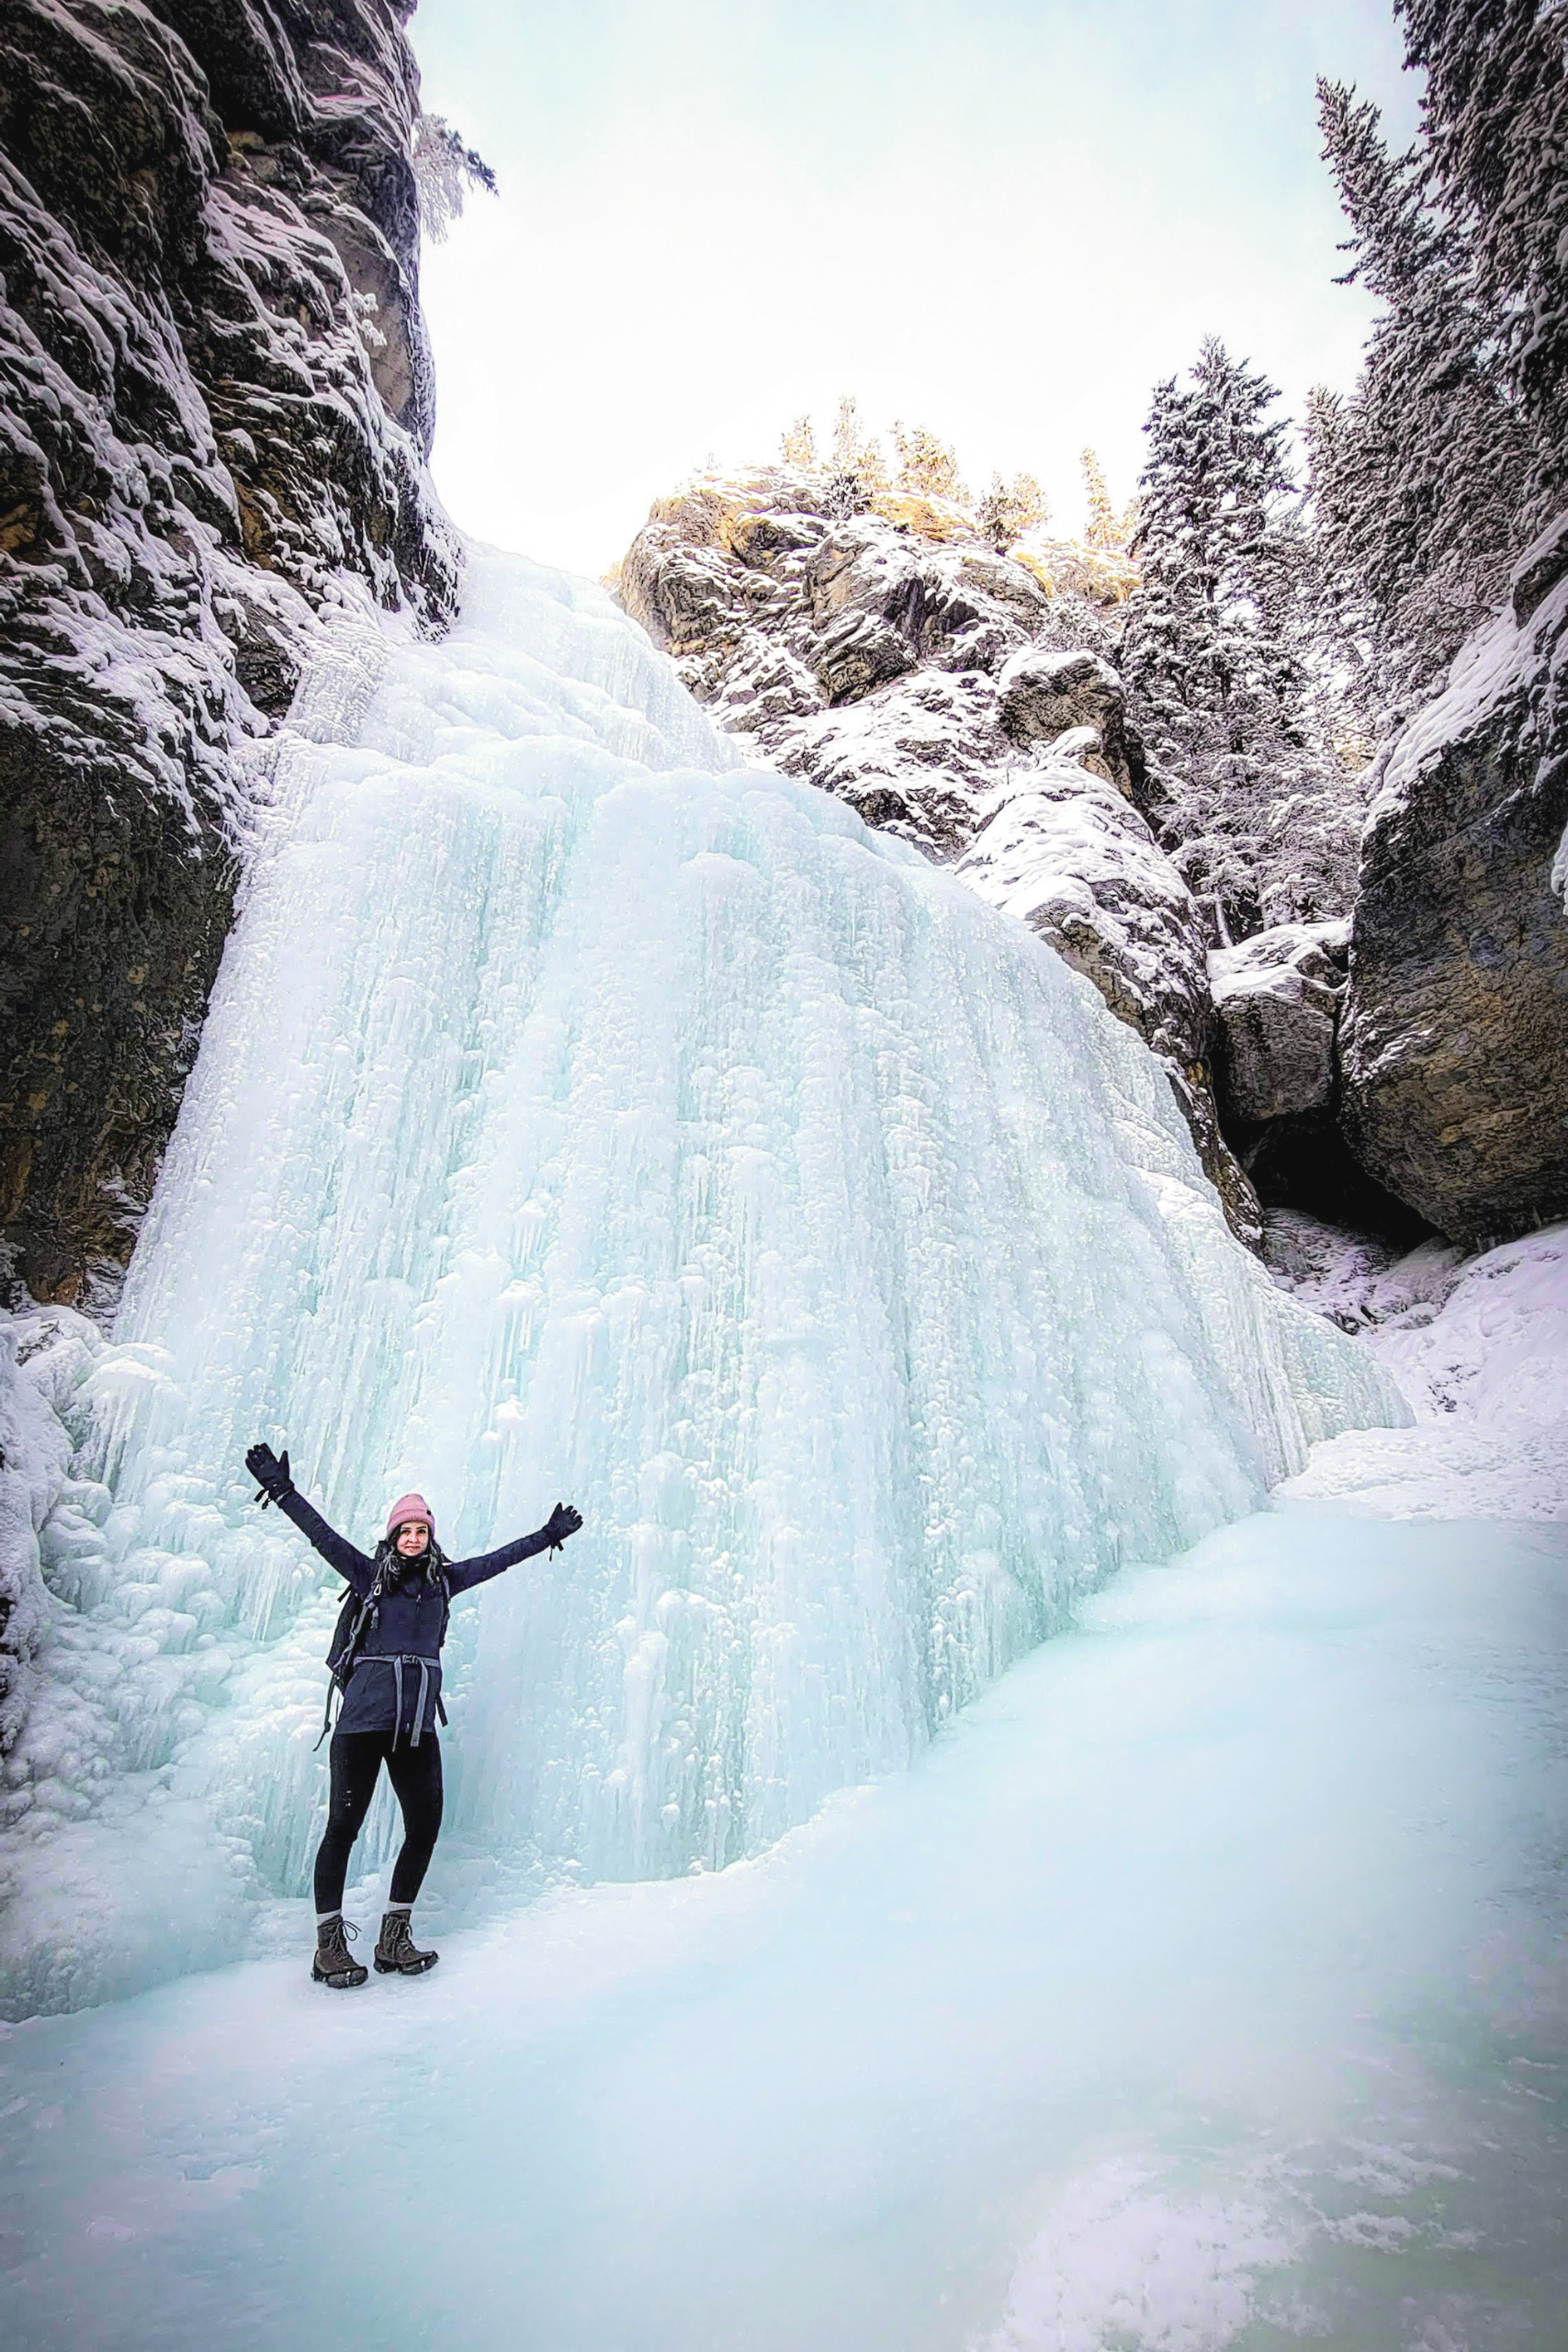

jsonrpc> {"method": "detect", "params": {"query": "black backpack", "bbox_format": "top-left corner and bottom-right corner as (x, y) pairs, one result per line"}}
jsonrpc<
(316, 1551), (451, 1746)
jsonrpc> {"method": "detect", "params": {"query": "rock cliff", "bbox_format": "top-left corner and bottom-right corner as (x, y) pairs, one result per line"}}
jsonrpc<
(0, 0), (457, 1306)
(1208, 920), (1425, 1238)
(1340, 513), (1568, 1245)
(621, 467), (1262, 1244)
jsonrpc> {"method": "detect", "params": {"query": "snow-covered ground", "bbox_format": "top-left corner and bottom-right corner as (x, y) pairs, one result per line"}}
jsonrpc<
(4, 1508), (1563, 2352)
(1268, 1214), (1568, 1519)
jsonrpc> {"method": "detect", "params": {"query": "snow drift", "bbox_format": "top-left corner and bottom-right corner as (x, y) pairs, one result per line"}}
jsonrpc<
(1276, 1216), (1568, 1518)
(0, 548), (1401, 2015)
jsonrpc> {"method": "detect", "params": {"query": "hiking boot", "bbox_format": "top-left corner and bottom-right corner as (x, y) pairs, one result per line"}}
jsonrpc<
(311, 1914), (367, 1989)
(375, 1907), (439, 1975)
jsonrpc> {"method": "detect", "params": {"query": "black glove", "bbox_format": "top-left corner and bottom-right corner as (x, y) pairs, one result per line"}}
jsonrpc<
(544, 1501), (582, 1553)
(245, 1442), (293, 1508)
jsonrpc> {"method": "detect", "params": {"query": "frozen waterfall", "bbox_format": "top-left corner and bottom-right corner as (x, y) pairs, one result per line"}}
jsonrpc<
(1, 548), (1400, 2014)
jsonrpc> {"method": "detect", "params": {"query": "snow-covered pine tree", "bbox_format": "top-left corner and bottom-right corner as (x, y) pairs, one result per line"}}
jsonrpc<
(1307, 80), (1536, 718)
(825, 395), (888, 512)
(781, 415), (817, 468)
(976, 470), (1045, 550)
(1121, 338), (1362, 941)
(412, 116), (498, 243)
(1081, 449), (1120, 551)
(890, 422), (966, 503)
(1398, 0), (1568, 512)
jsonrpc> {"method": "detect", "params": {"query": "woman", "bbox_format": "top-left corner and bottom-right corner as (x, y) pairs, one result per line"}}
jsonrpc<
(243, 1442), (582, 1988)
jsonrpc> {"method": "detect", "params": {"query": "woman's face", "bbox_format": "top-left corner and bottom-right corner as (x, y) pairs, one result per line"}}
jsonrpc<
(395, 1520), (431, 1557)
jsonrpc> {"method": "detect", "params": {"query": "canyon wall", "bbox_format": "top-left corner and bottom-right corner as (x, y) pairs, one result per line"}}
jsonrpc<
(1340, 516), (1568, 1246)
(0, 0), (457, 1305)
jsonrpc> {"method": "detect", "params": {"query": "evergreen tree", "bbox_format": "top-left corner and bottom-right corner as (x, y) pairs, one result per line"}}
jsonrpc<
(976, 469), (1046, 550)
(1398, 0), (1568, 503)
(780, 415), (817, 469)
(890, 421), (966, 503)
(1080, 448), (1120, 550)
(1121, 339), (1362, 940)
(411, 116), (497, 243)
(1307, 81), (1535, 716)
(827, 394), (888, 507)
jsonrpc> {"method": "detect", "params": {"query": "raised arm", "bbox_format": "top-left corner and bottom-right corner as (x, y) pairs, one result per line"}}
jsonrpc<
(448, 1502), (582, 1595)
(244, 1442), (375, 1593)
(276, 1490), (376, 1590)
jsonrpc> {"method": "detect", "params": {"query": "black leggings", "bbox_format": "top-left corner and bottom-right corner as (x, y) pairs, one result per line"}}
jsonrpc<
(314, 1730), (444, 1915)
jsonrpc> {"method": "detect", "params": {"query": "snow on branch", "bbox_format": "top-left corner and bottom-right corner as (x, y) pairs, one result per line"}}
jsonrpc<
(412, 115), (498, 243)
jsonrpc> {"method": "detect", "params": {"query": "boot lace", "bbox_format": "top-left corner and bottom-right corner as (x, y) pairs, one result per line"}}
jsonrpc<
(319, 1916), (360, 1963)
(381, 1912), (416, 1962)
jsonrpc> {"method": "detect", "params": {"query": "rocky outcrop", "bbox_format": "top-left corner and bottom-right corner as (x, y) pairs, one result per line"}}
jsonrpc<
(621, 469), (1123, 854)
(996, 648), (1135, 797)
(626, 470), (1568, 1258)
(621, 468), (1260, 1240)
(0, 0), (458, 1306)
(1208, 920), (1421, 1236)
(1340, 514), (1568, 1245)
(1212, 922), (1348, 1127)
(954, 754), (1259, 1245)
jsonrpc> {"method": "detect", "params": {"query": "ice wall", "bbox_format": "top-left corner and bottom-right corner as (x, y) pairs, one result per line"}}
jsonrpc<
(0, 548), (1404, 2013)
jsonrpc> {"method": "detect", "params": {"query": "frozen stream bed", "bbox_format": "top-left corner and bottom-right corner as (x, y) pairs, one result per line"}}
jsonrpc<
(4, 1505), (1563, 2352)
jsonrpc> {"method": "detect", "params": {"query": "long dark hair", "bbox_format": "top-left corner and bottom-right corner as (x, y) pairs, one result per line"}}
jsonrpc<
(372, 1531), (452, 1587)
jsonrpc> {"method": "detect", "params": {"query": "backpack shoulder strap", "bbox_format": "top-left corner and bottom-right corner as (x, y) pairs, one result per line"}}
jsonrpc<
(317, 1554), (393, 1750)
(346, 1563), (386, 1659)
(324, 1559), (387, 1701)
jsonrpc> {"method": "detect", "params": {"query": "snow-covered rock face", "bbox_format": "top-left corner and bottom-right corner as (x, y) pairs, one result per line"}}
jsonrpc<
(959, 764), (1210, 1066)
(0, 0), (457, 1306)
(621, 467), (1123, 856)
(1209, 921), (1426, 1237)
(1340, 509), (1568, 1244)
(996, 648), (1134, 796)
(1210, 921), (1348, 1126)
(620, 469), (1261, 1243)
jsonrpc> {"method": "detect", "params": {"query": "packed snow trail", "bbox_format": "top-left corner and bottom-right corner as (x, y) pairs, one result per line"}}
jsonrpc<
(1, 548), (1396, 2013)
(3, 1508), (1563, 2352)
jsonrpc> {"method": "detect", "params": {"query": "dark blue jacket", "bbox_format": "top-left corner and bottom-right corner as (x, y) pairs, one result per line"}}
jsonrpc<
(278, 1490), (556, 1741)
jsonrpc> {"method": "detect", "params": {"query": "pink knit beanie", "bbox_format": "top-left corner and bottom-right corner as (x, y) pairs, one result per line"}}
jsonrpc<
(386, 1491), (434, 1540)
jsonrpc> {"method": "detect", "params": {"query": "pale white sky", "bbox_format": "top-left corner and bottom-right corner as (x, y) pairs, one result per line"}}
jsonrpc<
(411, 0), (1419, 581)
